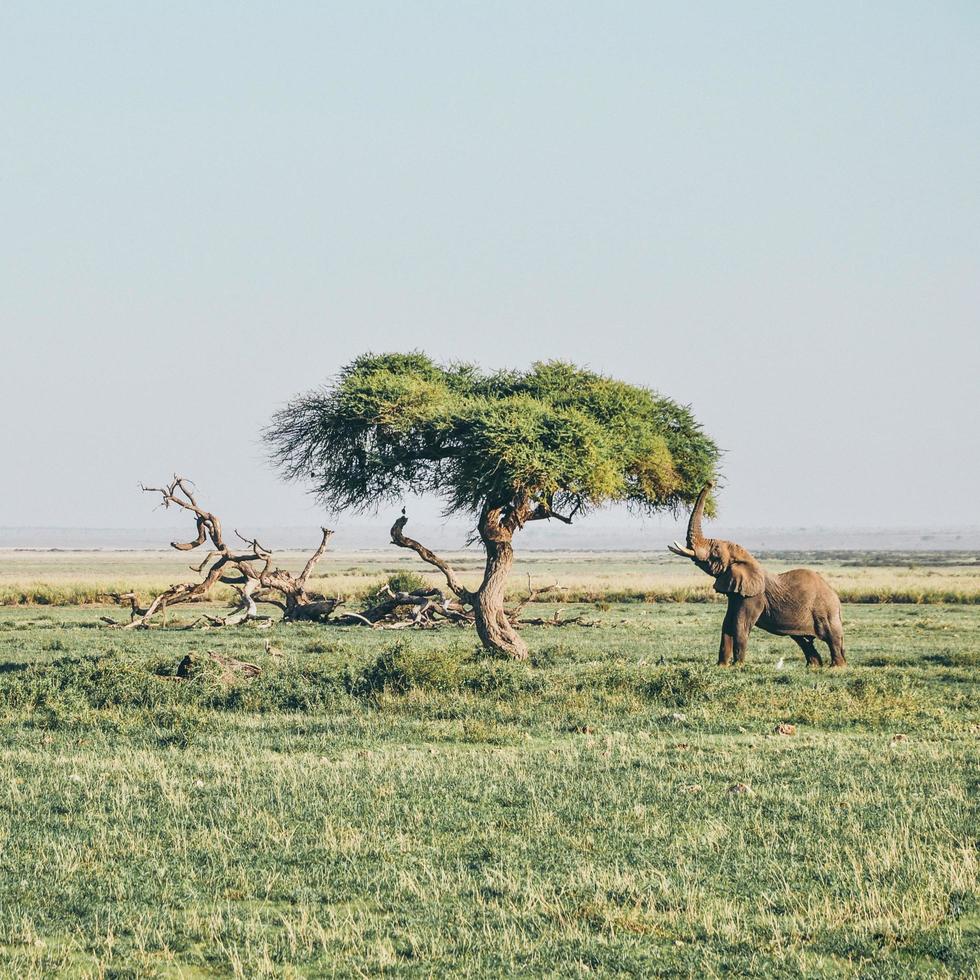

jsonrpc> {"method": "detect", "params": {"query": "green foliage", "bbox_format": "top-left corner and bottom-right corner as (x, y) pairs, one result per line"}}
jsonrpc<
(351, 639), (466, 696)
(266, 353), (720, 518)
(383, 570), (428, 594)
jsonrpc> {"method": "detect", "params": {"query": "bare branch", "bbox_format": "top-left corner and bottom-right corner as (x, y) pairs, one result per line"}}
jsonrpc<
(171, 517), (208, 551)
(526, 494), (581, 525)
(339, 611), (378, 628)
(234, 529), (273, 557)
(298, 527), (334, 585)
(526, 504), (574, 524)
(111, 480), (503, 634)
(390, 514), (472, 601)
(108, 479), (342, 629)
(190, 550), (220, 574)
(508, 575), (564, 619)
(140, 477), (226, 551)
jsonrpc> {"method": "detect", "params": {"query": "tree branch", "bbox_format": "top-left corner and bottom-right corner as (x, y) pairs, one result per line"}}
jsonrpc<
(526, 503), (574, 524)
(390, 514), (472, 601)
(141, 476), (226, 551)
(298, 528), (334, 586)
(107, 478), (341, 628)
(507, 574), (564, 619)
(525, 494), (581, 525)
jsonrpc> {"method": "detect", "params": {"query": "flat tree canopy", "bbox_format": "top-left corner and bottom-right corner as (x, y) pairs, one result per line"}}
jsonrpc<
(267, 353), (719, 656)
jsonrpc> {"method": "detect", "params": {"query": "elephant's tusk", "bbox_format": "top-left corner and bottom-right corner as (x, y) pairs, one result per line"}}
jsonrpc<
(668, 541), (696, 558)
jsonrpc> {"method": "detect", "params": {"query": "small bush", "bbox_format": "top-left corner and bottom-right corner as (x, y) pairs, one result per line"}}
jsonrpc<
(0, 652), (354, 716)
(352, 570), (431, 602)
(529, 644), (566, 668)
(305, 639), (342, 655)
(385, 571), (428, 594)
(351, 640), (465, 697)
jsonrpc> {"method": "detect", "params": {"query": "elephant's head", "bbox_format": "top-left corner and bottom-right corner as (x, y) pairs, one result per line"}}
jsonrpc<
(667, 483), (766, 597)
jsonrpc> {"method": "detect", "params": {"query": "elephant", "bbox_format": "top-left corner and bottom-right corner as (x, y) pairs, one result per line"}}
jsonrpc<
(668, 484), (846, 667)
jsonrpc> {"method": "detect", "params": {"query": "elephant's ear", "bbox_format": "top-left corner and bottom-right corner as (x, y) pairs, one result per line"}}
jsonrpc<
(714, 554), (766, 597)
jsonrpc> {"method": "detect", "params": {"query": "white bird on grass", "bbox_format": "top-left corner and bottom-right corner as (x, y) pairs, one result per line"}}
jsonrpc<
(775, 657), (785, 670)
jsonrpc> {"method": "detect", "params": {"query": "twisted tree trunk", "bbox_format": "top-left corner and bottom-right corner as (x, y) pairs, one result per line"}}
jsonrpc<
(389, 510), (527, 658)
(389, 498), (577, 658)
(474, 508), (528, 659)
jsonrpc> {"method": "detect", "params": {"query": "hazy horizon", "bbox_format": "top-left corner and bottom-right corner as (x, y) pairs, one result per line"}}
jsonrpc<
(3, 2), (978, 530)
(3, 519), (979, 554)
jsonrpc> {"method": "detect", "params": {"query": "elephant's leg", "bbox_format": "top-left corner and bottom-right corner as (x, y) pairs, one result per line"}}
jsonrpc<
(791, 635), (810, 665)
(791, 635), (823, 667)
(718, 602), (740, 666)
(814, 611), (847, 667)
(805, 637), (824, 667)
(825, 623), (846, 667)
(732, 598), (764, 665)
(732, 625), (752, 664)
(718, 629), (734, 666)
(731, 612), (754, 665)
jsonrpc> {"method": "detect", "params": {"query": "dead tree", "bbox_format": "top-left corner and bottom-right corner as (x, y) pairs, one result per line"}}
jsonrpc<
(107, 477), (338, 629)
(104, 479), (591, 632)
(333, 582), (475, 629)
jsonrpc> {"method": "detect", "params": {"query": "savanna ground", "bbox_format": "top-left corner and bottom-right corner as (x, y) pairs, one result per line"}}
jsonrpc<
(0, 551), (977, 977)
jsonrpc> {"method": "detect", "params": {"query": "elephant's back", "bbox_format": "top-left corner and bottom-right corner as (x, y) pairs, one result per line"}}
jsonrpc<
(779, 567), (827, 585)
(777, 568), (841, 610)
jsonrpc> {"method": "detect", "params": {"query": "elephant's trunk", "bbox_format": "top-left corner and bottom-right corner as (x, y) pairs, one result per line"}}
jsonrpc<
(686, 482), (713, 552)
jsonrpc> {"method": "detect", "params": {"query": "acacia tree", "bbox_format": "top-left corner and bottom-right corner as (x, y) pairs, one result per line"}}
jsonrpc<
(265, 354), (719, 658)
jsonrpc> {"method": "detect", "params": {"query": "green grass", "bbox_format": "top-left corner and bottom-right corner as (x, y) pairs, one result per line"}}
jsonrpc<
(0, 604), (977, 977)
(6, 580), (980, 607)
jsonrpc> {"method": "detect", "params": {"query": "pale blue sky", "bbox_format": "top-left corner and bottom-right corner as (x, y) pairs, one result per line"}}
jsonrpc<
(2, 2), (977, 535)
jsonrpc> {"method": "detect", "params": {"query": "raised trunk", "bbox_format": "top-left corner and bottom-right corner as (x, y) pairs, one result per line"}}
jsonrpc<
(687, 482), (713, 550)
(474, 508), (529, 659)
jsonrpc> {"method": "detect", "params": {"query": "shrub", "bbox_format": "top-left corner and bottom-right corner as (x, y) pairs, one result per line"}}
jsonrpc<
(385, 571), (428, 595)
(0, 652), (354, 716)
(351, 640), (465, 696)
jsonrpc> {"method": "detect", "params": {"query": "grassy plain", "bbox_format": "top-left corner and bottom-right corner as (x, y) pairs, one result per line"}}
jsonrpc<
(0, 553), (977, 977)
(3, 549), (980, 606)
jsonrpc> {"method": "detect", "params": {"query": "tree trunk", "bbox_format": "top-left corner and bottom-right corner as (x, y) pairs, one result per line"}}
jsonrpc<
(388, 508), (534, 657)
(474, 512), (529, 659)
